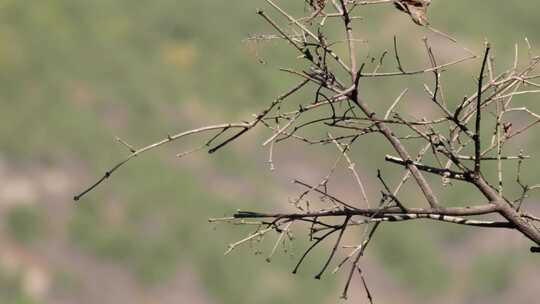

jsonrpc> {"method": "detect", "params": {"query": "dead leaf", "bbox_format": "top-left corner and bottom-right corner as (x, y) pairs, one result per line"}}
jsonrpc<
(394, 0), (431, 26)
(309, 0), (326, 10)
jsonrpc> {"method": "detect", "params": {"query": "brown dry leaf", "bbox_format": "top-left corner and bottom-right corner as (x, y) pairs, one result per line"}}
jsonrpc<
(310, 0), (326, 10)
(394, 0), (431, 26)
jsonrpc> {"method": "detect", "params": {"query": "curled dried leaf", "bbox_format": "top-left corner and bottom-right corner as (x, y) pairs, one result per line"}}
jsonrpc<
(394, 0), (431, 26)
(310, 0), (326, 10)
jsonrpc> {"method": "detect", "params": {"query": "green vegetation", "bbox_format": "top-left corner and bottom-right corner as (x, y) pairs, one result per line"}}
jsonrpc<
(468, 252), (517, 294)
(0, 268), (40, 304)
(6, 206), (44, 244)
(374, 222), (451, 296)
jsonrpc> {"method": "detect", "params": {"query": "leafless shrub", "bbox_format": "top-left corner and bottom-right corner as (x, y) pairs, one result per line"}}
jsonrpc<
(75, 0), (540, 300)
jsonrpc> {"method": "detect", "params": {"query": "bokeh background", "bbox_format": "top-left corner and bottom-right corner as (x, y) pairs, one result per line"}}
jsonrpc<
(1, 1), (540, 303)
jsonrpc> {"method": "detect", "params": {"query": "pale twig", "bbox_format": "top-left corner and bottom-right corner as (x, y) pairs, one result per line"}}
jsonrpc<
(263, 113), (301, 146)
(74, 122), (250, 201)
(266, 137), (276, 171)
(360, 55), (474, 77)
(493, 90), (540, 100)
(384, 88), (408, 120)
(115, 136), (136, 153)
(337, 0), (357, 80)
(329, 133), (370, 207)
(225, 226), (275, 255)
(266, 222), (293, 262)
(176, 145), (206, 159)
(393, 142), (431, 195)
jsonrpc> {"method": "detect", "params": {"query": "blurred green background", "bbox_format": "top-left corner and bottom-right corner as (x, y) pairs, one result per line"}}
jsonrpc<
(1, 1), (540, 303)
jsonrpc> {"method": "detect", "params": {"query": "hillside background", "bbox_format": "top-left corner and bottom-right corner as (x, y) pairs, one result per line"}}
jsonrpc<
(1, 1), (539, 303)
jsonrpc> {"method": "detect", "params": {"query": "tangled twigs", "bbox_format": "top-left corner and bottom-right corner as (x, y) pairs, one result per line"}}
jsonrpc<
(75, 0), (540, 301)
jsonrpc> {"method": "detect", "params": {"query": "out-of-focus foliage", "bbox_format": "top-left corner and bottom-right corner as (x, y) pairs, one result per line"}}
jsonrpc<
(6, 205), (44, 244)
